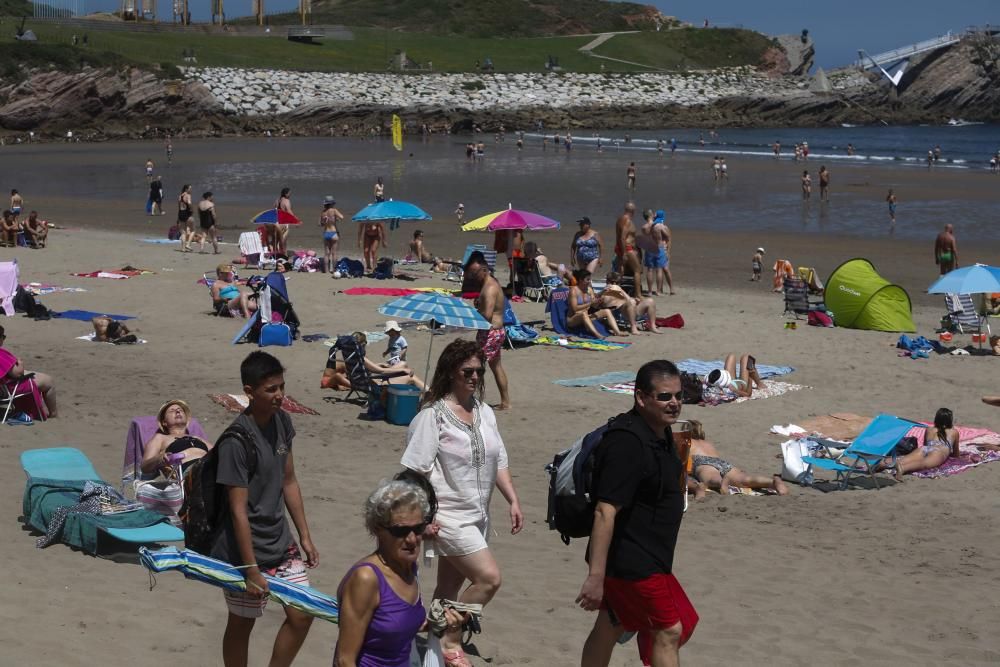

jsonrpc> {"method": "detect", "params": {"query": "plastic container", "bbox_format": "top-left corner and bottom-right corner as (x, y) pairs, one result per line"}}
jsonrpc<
(386, 385), (422, 426)
(939, 332), (953, 343)
(972, 333), (987, 344)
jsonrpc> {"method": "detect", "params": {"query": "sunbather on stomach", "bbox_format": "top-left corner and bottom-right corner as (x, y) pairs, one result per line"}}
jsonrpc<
(686, 420), (788, 497)
(703, 353), (765, 400)
(877, 408), (959, 480)
(140, 399), (212, 477)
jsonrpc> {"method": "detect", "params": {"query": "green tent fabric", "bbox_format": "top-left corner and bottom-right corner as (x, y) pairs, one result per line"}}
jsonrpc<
(825, 258), (916, 332)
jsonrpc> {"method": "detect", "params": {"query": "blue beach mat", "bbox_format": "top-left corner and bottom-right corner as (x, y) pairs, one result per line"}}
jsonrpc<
(554, 371), (636, 387)
(140, 238), (180, 245)
(52, 310), (137, 322)
(676, 359), (793, 379)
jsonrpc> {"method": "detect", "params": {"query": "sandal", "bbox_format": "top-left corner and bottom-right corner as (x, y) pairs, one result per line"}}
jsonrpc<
(442, 649), (472, 667)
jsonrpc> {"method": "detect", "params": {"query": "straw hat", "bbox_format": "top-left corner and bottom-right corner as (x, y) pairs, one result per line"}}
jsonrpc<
(157, 399), (191, 428)
(217, 263), (234, 275)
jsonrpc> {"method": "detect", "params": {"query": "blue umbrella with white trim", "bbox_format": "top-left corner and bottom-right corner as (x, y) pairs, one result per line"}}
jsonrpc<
(378, 292), (491, 385)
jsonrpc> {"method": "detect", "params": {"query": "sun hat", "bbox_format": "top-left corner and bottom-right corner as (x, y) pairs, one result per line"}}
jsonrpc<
(323, 195), (336, 205)
(216, 263), (234, 275)
(757, 247), (765, 254)
(157, 399), (191, 428)
(384, 320), (402, 333)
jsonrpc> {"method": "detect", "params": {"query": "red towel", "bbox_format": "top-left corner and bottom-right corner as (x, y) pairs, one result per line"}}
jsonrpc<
(655, 314), (685, 329)
(341, 287), (424, 296)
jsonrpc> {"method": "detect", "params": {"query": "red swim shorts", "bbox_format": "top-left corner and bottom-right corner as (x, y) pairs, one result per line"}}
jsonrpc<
(603, 573), (698, 665)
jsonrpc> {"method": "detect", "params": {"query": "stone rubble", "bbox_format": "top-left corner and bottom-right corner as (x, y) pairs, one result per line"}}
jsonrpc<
(184, 66), (809, 117)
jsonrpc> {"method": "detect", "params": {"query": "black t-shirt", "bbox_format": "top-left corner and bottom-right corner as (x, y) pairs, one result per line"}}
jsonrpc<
(592, 409), (684, 580)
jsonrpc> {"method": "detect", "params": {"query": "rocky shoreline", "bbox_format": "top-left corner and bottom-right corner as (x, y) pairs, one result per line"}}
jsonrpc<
(0, 37), (997, 139)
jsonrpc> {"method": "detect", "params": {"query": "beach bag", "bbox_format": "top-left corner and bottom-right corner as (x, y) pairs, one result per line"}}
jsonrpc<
(335, 257), (365, 278)
(780, 439), (813, 485)
(546, 414), (646, 544)
(259, 322), (293, 347)
(373, 257), (394, 280)
(180, 423), (258, 554)
(807, 310), (833, 327)
(167, 224), (181, 241)
(893, 436), (918, 457)
(679, 372), (703, 405)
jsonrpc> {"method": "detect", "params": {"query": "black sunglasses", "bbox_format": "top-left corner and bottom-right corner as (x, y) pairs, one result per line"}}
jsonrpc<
(648, 390), (684, 402)
(461, 367), (487, 379)
(382, 522), (428, 538)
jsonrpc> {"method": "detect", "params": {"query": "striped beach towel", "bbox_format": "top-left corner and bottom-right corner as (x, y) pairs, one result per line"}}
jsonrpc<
(209, 394), (320, 415)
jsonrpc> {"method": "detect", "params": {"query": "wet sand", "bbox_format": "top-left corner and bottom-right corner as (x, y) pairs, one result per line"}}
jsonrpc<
(2, 138), (999, 666)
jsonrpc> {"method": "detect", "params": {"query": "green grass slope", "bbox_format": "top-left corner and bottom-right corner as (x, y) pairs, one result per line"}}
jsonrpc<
(591, 28), (777, 70)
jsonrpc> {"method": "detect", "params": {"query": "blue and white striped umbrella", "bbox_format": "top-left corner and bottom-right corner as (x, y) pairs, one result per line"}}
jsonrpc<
(139, 547), (339, 623)
(378, 292), (491, 330)
(378, 292), (491, 388)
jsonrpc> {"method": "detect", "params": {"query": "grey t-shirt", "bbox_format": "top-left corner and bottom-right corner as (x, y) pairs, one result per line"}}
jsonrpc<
(210, 410), (295, 567)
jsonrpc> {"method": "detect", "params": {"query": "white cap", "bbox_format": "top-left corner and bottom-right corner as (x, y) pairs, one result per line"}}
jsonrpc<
(384, 320), (402, 333)
(757, 247), (765, 254)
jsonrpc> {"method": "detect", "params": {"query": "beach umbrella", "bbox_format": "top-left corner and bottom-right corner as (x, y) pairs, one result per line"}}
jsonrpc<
(139, 546), (339, 623)
(927, 264), (1000, 295)
(377, 292), (491, 386)
(251, 209), (302, 225)
(461, 205), (561, 232)
(352, 199), (431, 223)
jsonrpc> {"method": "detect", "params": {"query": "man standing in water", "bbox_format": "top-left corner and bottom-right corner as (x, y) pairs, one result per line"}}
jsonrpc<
(467, 254), (511, 410)
(935, 224), (959, 275)
(626, 162), (637, 191)
(818, 166), (830, 201)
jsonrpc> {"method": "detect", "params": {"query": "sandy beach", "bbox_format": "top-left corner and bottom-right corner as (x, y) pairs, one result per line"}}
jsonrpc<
(2, 137), (1000, 666)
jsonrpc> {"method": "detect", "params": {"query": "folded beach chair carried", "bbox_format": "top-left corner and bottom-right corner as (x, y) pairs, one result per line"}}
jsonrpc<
(943, 293), (983, 335)
(21, 447), (184, 552)
(545, 287), (609, 339)
(330, 334), (408, 405)
(239, 231), (275, 270)
(503, 298), (539, 348)
(801, 414), (919, 490)
(121, 416), (210, 520)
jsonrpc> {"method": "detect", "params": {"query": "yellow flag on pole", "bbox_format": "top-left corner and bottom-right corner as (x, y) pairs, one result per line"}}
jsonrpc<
(392, 115), (403, 151)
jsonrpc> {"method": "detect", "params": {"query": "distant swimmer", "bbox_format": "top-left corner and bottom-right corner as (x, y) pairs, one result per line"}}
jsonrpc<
(801, 170), (811, 200)
(565, 133), (572, 152)
(165, 139), (173, 165)
(626, 162), (637, 190)
(818, 165), (830, 201)
(773, 140), (781, 157)
(720, 157), (728, 180)
(454, 203), (465, 225)
(935, 224), (958, 275)
(934, 145), (942, 162)
(373, 176), (385, 202)
(712, 156), (721, 181)
(699, 133), (705, 147)
(927, 149), (934, 166)
(846, 143), (856, 156)
(886, 189), (897, 226)
(657, 139), (664, 155)
(516, 135), (523, 151)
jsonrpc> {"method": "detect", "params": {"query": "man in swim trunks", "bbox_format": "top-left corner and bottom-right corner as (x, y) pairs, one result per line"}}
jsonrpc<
(9, 189), (23, 223)
(614, 202), (643, 297)
(467, 255), (510, 410)
(639, 210), (670, 296)
(935, 223), (958, 275)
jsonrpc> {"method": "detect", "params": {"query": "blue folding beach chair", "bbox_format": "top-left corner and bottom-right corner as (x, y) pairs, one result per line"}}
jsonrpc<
(545, 287), (609, 339)
(503, 299), (539, 348)
(21, 447), (184, 545)
(801, 414), (919, 490)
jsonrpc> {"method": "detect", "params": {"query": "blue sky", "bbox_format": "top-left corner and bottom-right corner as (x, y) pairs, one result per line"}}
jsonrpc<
(650, 0), (999, 68)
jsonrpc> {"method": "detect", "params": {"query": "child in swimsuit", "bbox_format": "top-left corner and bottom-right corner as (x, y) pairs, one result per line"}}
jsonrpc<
(751, 247), (764, 282)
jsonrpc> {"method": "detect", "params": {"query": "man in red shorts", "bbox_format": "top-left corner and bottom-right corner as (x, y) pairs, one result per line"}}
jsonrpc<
(466, 254), (511, 409)
(576, 359), (698, 666)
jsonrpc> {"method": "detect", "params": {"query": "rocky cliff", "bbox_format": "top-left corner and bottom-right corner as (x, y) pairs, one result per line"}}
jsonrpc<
(0, 34), (996, 139)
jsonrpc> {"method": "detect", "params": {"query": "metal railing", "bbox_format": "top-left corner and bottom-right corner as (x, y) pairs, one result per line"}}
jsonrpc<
(856, 31), (960, 69)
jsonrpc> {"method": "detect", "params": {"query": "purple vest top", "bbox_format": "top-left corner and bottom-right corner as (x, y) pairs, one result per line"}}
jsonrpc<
(343, 562), (426, 667)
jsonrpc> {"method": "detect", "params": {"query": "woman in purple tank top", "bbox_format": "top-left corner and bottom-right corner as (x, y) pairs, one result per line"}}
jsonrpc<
(335, 478), (464, 667)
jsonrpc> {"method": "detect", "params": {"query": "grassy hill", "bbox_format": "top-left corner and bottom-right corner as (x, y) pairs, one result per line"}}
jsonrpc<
(279, 0), (675, 37)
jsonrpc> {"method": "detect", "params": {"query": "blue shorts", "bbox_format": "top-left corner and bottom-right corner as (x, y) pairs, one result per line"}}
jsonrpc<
(643, 248), (667, 269)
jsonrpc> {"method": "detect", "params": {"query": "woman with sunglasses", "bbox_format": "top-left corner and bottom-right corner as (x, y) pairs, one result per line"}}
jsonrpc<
(401, 339), (523, 667)
(335, 478), (465, 667)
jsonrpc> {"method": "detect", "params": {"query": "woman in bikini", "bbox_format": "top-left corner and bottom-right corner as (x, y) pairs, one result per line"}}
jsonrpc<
(686, 420), (788, 497)
(274, 187), (294, 256)
(140, 400), (212, 477)
(880, 408), (959, 480)
(319, 196), (343, 275)
(359, 220), (386, 272)
(566, 269), (625, 338)
(703, 353), (765, 400)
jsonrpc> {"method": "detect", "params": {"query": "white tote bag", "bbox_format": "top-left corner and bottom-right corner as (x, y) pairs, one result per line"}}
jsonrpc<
(780, 439), (812, 484)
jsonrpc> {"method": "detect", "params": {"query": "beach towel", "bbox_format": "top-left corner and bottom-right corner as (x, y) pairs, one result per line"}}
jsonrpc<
(209, 393), (319, 416)
(553, 371), (636, 387)
(675, 359), (794, 380)
(54, 309), (136, 322)
(21, 283), (87, 296)
(910, 446), (1000, 478)
(341, 287), (456, 297)
(23, 477), (170, 554)
(531, 335), (631, 351)
(602, 380), (807, 403)
(654, 314), (685, 329)
(324, 331), (388, 347)
(140, 238), (181, 244)
(76, 333), (147, 344)
(72, 268), (154, 279)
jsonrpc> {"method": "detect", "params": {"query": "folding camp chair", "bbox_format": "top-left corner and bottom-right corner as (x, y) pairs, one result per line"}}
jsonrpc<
(801, 414), (919, 490)
(446, 244), (488, 282)
(330, 335), (408, 404)
(513, 258), (547, 302)
(21, 447), (184, 545)
(1, 372), (46, 424)
(943, 293), (984, 335)
(783, 276), (825, 318)
(545, 287), (609, 339)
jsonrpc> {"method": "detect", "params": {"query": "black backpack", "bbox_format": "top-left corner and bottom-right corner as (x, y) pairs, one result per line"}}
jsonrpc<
(546, 415), (643, 545)
(180, 423), (258, 554)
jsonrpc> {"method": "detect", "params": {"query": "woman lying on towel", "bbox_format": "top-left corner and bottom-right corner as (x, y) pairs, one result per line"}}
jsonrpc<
(210, 263), (257, 318)
(140, 399), (212, 477)
(321, 332), (426, 391)
(91, 316), (138, 344)
(599, 272), (662, 334)
(703, 353), (765, 400)
(877, 408), (959, 480)
(567, 269), (626, 338)
(686, 419), (788, 497)
(0, 324), (57, 420)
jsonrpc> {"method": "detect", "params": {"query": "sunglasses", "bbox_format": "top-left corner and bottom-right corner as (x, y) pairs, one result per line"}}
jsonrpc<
(382, 522), (428, 538)
(461, 367), (487, 379)
(648, 390), (684, 402)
